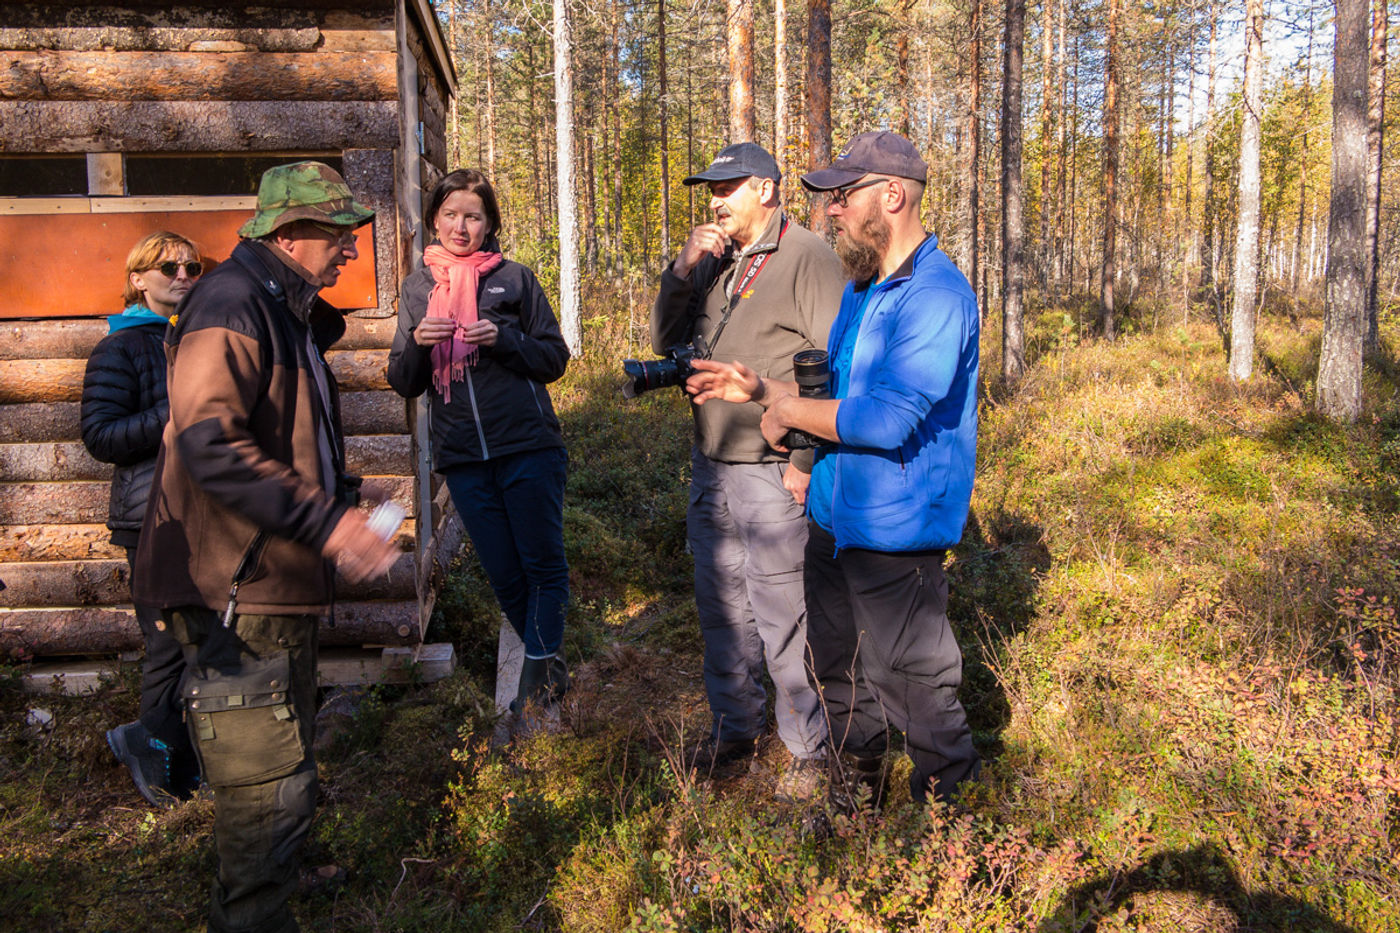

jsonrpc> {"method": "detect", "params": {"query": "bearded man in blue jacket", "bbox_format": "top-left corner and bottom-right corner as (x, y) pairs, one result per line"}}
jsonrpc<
(687, 131), (980, 804)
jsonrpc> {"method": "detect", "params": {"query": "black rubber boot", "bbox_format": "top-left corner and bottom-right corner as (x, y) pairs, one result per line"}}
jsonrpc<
(511, 655), (568, 714)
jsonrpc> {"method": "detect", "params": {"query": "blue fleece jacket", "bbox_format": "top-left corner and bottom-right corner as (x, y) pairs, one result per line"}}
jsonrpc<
(107, 304), (170, 333)
(808, 234), (979, 552)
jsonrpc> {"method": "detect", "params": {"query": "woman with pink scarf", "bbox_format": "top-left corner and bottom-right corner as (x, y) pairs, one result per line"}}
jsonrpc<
(387, 170), (571, 727)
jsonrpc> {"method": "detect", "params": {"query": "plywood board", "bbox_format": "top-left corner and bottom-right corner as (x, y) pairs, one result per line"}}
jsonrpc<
(0, 209), (378, 318)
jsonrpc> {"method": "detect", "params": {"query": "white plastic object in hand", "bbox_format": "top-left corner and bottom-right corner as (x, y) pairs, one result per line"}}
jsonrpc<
(365, 501), (406, 541)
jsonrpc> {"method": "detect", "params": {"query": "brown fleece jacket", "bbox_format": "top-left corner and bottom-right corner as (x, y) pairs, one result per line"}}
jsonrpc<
(651, 211), (845, 464)
(133, 239), (351, 616)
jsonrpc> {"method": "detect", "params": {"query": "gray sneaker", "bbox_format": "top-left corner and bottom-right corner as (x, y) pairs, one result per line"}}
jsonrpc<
(775, 756), (828, 803)
(106, 721), (177, 808)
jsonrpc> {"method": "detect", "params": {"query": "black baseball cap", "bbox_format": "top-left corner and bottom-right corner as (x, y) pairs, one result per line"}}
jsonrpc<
(683, 142), (781, 186)
(801, 131), (929, 190)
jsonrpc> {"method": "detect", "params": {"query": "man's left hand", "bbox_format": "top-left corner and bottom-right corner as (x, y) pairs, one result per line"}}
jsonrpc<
(782, 462), (810, 506)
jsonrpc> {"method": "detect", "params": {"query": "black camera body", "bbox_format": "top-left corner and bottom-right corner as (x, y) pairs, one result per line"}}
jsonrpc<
(781, 349), (831, 450)
(622, 334), (710, 399)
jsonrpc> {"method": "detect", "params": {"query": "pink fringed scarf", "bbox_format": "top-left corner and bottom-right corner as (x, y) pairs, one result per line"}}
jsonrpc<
(423, 244), (504, 402)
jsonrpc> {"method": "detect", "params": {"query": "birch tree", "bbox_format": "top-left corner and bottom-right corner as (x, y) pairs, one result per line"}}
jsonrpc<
(555, 0), (580, 351)
(1228, 0), (1263, 381)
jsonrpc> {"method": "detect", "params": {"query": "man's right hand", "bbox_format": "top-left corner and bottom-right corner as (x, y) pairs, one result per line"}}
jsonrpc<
(323, 509), (399, 583)
(673, 223), (728, 278)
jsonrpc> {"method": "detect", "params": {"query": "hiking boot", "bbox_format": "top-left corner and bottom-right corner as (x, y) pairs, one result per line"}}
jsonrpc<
(830, 754), (888, 812)
(687, 735), (756, 773)
(106, 720), (176, 808)
(774, 755), (828, 803)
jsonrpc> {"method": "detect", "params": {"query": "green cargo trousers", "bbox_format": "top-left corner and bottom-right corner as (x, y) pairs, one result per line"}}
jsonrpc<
(165, 607), (319, 933)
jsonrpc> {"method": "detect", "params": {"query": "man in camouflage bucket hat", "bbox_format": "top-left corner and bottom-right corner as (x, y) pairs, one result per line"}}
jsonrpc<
(134, 161), (395, 933)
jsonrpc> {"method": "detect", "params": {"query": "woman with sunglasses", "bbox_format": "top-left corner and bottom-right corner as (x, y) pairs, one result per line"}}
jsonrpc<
(387, 170), (571, 737)
(82, 231), (203, 806)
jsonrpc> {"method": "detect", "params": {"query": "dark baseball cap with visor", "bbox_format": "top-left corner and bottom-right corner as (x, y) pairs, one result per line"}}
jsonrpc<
(800, 131), (929, 191)
(238, 161), (375, 239)
(682, 142), (781, 186)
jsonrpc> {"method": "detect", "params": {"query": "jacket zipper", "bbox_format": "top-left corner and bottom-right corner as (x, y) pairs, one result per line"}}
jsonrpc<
(464, 367), (490, 459)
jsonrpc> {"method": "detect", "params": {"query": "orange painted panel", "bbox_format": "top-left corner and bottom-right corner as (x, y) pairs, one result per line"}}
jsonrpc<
(0, 209), (378, 319)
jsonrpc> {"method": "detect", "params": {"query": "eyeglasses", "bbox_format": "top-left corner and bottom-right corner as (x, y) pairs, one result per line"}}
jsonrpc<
(830, 177), (891, 208)
(149, 260), (203, 278)
(307, 221), (359, 248)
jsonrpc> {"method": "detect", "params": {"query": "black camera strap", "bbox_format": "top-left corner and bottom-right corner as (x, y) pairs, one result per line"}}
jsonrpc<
(704, 216), (789, 357)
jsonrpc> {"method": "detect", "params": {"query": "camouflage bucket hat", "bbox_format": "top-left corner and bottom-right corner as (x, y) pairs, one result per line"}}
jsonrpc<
(238, 161), (375, 238)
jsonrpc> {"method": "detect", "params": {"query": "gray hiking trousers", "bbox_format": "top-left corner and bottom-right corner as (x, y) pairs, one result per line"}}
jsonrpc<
(687, 448), (827, 757)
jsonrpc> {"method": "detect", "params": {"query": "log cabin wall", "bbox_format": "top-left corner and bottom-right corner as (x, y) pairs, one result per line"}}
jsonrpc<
(0, 1), (458, 660)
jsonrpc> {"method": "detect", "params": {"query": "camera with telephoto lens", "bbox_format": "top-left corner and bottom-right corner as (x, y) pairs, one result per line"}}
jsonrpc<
(781, 349), (831, 450)
(621, 334), (710, 399)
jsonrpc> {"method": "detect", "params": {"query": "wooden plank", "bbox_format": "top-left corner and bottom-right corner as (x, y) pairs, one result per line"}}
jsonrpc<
(340, 149), (398, 318)
(0, 599), (419, 657)
(319, 10), (397, 53)
(0, 319), (105, 361)
(341, 390), (409, 435)
(0, 524), (121, 562)
(0, 51), (399, 102)
(0, 402), (82, 443)
(0, 482), (109, 524)
(327, 348), (390, 391)
(0, 359), (84, 403)
(91, 196), (257, 213)
(0, 559), (130, 608)
(0, 7), (323, 52)
(338, 313), (399, 350)
(0, 550), (417, 607)
(0, 441), (107, 483)
(0, 101), (399, 153)
(345, 434), (411, 477)
(86, 153), (124, 196)
(0, 395), (403, 444)
(407, 0), (458, 96)
(0, 198), (90, 216)
(23, 642), (452, 695)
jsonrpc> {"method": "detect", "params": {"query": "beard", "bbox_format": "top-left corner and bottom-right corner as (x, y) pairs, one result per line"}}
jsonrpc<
(835, 204), (890, 283)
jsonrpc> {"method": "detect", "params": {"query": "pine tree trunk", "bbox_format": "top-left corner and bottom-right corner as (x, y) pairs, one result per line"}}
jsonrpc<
(1228, 0), (1263, 381)
(658, 0), (671, 257)
(1365, 0), (1387, 351)
(1100, 0), (1119, 339)
(775, 0), (788, 183)
(806, 0), (833, 238)
(1003, 0), (1027, 378)
(1038, 0), (1055, 292)
(1201, 0), (1218, 294)
(959, 0), (982, 285)
(728, 0), (756, 141)
(1293, 9), (1314, 292)
(1320, 0), (1370, 421)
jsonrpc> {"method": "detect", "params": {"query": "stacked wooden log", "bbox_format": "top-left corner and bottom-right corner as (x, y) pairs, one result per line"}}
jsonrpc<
(0, 314), (425, 658)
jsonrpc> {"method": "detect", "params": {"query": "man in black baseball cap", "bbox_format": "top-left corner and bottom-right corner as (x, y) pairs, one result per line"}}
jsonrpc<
(688, 131), (982, 807)
(652, 142), (845, 802)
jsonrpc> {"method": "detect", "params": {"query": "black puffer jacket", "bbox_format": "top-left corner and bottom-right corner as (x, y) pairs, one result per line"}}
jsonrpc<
(81, 320), (169, 548)
(387, 249), (569, 470)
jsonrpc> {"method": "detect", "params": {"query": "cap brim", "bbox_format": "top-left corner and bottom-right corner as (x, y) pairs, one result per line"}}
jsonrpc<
(799, 168), (867, 192)
(237, 201), (375, 238)
(682, 168), (752, 186)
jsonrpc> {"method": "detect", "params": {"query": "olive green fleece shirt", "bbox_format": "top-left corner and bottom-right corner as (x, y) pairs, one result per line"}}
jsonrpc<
(651, 211), (845, 464)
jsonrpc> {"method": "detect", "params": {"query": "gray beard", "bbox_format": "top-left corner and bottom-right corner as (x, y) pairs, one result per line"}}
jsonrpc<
(835, 210), (890, 282)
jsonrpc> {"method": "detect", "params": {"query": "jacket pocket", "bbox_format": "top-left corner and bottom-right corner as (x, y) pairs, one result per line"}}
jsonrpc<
(182, 651), (304, 787)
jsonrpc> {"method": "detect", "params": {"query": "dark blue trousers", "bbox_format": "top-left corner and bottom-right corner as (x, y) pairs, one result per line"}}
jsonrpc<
(805, 521), (979, 803)
(443, 446), (569, 659)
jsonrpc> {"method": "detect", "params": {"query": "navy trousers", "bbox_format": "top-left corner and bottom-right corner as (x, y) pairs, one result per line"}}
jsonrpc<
(805, 522), (979, 803)
(443, 446), (569, 659)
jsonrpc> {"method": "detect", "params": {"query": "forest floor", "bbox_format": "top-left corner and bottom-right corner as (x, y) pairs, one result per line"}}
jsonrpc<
(2, 291), (1398, 932)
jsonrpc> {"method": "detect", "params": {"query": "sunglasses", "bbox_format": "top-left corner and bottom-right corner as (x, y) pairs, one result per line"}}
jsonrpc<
(307, 221), (359, 248)
(149, 260), (203, 278)
(830, 177), (891, 208)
